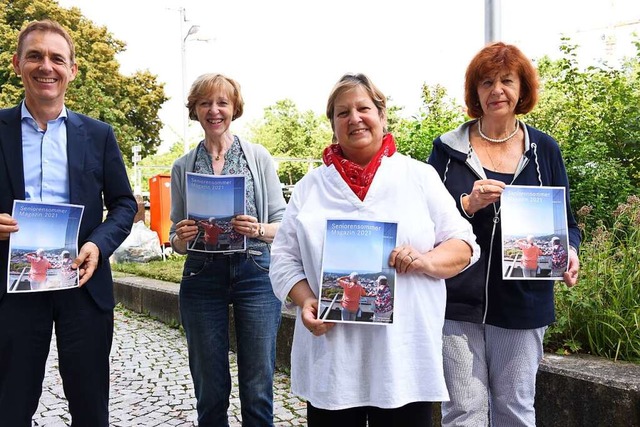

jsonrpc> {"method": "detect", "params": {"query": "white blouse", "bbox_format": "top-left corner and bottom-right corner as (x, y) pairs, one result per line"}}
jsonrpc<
(269, 153), (479, 410)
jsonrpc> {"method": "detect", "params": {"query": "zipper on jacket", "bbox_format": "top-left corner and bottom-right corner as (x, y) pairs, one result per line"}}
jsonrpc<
(483, 208), (500, 323)
(463, 155), (532, 325)
(446, 131), (540, 325)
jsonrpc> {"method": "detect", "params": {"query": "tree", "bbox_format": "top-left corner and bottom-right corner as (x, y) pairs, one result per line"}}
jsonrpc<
(248, 99), (331, 184)
(527, 38), (640, 228)
(389, 84), (465, 162)
(0, 0), (167, 164)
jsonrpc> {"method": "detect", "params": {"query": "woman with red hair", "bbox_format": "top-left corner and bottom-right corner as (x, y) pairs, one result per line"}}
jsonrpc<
(428, 43), (581, 426)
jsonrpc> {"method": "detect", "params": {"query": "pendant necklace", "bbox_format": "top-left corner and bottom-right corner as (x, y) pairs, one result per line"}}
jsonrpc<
(212, 148), (226, 161)
(484, 144), (503, 172)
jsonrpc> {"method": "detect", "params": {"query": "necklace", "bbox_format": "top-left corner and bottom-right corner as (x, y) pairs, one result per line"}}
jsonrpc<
(211, 147), (227, 161)
(484, 144), (503, 172)
(478, 119), (519, 143)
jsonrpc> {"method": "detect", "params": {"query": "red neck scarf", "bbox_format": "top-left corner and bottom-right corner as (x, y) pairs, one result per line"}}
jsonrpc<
(322, 133), (397, 201)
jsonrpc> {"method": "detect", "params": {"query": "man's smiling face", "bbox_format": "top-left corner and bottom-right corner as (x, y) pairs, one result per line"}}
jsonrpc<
(13, 30), (78, 109)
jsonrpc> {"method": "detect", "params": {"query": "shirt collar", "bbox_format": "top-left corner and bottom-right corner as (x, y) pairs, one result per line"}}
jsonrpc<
(20, 100), (68, 122)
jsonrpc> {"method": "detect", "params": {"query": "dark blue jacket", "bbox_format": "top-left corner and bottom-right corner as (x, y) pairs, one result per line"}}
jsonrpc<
(428, 120), (581, 329)
(0, 105), (137, 311)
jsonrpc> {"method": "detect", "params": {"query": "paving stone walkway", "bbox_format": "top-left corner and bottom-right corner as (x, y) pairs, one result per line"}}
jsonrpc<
(33, 307), (307, 426)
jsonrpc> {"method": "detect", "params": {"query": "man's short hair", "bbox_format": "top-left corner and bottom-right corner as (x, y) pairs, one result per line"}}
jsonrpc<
(17, 19), (76, 64)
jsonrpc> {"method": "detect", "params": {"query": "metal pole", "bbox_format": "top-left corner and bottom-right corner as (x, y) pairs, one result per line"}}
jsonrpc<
(180, 7), (189, 154)
(484, 0), (501, 44)
(132, 145), (142, 195)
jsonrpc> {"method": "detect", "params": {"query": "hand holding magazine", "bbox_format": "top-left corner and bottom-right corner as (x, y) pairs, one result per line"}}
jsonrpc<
(185, 172), (246, 253)
(318, 219), (398, 324)
(500, 185), (569, 280)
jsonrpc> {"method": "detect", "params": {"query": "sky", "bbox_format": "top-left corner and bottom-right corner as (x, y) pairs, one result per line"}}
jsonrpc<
(323, 220), (389, 273)
(11, 202), (82, 249)
(501, 187), (560, 236)
(55, 0), (640, 154)
(186, 174), (243, 217)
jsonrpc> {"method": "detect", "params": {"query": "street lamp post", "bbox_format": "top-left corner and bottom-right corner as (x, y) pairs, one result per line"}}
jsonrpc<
(180, 8), (201, 154)
(132, 145), (142, 195)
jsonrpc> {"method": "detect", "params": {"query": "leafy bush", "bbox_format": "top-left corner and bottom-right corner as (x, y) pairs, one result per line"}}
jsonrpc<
(527, 39), (640, 231)
(547, 196), (640, 362)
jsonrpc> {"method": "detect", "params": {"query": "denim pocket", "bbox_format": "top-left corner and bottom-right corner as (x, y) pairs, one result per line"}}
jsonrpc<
(248, 252), (270, 273)
(181, 257), (208, 279)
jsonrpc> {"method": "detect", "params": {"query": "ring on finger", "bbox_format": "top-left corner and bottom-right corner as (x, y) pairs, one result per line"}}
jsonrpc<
(407, 255), (414, 263)
(480, 185), (485, 194)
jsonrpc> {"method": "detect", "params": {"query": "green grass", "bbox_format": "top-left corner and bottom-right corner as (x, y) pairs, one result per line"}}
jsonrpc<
(112, 254), (185, 284)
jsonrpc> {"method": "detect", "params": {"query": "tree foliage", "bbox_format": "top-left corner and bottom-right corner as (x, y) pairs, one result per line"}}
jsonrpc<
(389, 84), (465, 162)
(248, 99), (331, 184)
(527, 38), (640, 228)
(0, 0), (167, 164)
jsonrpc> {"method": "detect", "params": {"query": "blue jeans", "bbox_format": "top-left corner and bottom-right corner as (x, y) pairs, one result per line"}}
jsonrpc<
(180, 250), (282, 427)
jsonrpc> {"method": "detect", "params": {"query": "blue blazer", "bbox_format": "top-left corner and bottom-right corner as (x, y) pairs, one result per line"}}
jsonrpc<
(0, 105), (137, 311)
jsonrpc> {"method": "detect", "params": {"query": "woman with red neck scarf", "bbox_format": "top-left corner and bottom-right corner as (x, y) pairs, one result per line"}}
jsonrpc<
(269, 73), (480, 427)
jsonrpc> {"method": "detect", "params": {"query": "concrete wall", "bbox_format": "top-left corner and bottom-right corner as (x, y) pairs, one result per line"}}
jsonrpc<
(113, 275), (640, 426)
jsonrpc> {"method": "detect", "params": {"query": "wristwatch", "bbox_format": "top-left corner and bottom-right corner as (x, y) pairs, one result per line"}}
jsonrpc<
(258, 223), (265, 237)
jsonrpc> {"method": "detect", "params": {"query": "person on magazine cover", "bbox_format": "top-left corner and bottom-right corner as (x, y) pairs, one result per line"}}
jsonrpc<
(549, 236), (568, 277)
(427, 42), (581, 427)
(169, 73), (287, 426)
(25, 248), (52, 290)
(199, 217), (224, 251)
(57, 250), (76, 285)
(336, 272), (366, 321)
(269, 73), (479, 427)
(372, 275), (393, 323)
(516, 235), (543, 277)
(0, 20), (136, 426)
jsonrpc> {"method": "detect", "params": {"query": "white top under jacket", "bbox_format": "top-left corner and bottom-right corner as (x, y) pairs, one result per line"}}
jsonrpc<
(269, 153), (479, 410)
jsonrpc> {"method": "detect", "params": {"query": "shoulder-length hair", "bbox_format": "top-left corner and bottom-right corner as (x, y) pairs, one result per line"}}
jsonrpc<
(186, 73), (244, 121)
(326, 73), (387, 143)
(464, 42), (539, 118)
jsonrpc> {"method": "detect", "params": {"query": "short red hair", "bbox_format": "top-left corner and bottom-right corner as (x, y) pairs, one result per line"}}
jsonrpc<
(464, 42), (539, 118)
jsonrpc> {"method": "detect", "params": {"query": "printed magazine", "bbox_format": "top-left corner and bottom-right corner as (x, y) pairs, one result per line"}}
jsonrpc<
(185, 172), (246, 253)
(500, 185), (569, 280)
(319, 219), (398, 325)
(7, 200), (84, 293)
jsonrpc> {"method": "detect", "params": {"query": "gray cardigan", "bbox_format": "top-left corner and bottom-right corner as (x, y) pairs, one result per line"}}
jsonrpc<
(169, 136), (286, 254)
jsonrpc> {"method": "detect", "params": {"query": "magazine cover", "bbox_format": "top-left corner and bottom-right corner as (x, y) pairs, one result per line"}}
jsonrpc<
(318, 219), (398, 325)
(7, 200), (84, 293)
(186, 172), (246, 253)
(501, 185), (569, 280)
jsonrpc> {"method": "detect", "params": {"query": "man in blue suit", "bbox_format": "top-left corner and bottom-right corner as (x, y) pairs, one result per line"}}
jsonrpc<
(0, 20), (136, 426)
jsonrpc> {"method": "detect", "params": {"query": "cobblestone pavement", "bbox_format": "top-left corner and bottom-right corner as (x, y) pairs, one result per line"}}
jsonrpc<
(34, 307), (307, 426)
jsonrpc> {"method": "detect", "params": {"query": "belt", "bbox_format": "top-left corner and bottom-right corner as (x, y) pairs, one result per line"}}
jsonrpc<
(189, 247), (264, 260)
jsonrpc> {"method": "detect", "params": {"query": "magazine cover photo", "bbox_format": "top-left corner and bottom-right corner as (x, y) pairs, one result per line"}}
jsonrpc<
(501, 185), (569, 280)
(7, 201), (84, 292)
(319, 219), (398, 325)
(185, 172), (246, 253)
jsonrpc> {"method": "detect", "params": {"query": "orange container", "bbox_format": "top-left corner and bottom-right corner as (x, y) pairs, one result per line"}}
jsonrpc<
(149, 174), (172, 245)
